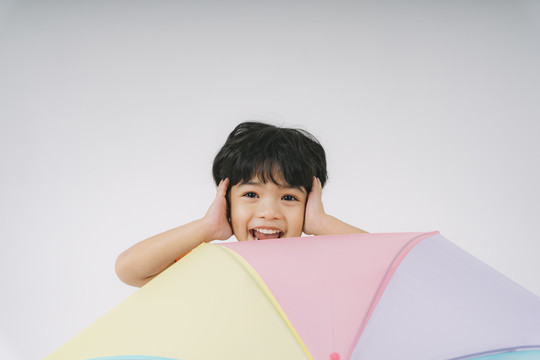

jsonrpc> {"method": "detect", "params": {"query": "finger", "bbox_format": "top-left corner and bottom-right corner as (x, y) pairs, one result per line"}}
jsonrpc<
(217, 178), (229, 197)
(311, 177), (322, 196)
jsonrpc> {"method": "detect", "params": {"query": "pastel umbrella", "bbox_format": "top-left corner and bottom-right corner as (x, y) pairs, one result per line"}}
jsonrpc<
(44, 232), (540, 360)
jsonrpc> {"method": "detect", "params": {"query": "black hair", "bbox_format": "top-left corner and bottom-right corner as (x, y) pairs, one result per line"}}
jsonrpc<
(212, 121), (327, 194)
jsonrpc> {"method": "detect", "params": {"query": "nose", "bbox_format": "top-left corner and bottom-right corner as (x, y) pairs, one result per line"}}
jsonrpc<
(256, 198), (282, 219)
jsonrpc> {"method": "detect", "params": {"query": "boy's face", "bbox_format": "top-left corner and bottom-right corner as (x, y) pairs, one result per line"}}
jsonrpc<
(229, 175), (307, 241)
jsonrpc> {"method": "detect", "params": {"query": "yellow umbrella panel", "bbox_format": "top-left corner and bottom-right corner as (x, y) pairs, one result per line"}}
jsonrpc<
(45, 243), (312, 360)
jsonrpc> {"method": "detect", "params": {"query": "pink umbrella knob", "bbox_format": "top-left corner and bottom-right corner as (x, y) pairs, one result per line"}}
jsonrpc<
(329, 352), (340, 360)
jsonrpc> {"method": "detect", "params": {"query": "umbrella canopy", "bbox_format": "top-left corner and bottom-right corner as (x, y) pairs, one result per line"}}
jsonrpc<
(45, 232), (540, 360)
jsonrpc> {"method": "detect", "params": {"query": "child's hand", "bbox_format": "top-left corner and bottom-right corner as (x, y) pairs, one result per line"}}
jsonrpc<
(304, 177), (368, 236)
(303, 177), (328, 235)
(202, 178), (233, 241)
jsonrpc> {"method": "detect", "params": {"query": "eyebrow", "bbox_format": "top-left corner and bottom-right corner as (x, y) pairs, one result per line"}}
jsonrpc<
(239, 181), (306, 194)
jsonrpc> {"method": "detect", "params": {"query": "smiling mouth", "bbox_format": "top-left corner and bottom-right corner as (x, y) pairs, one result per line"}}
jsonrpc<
(250, 228), (283, 240)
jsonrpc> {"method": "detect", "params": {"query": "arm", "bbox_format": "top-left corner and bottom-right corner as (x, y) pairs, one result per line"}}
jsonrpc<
(115, 179), (233, 287)
(303, 177), (368, 236)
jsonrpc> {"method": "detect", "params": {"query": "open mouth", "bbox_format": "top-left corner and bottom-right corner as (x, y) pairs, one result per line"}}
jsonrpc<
(250, 228), (284, 241)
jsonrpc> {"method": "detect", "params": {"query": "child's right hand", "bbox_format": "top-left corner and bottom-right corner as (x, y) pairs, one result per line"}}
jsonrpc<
(202, 178), (233, 241)
(116, 178), (234, 287)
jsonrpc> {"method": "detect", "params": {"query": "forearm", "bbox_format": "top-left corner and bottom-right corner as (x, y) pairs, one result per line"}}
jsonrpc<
(115, 218), (214, 287)
(310, 214), (368, 236)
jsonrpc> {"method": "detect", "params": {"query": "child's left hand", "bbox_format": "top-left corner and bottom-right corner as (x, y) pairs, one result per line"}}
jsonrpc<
(303, 176), (368, 236)
(303, 177), (327, 235)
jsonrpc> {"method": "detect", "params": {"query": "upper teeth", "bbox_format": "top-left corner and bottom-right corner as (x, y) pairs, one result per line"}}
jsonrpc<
(255, 228), (281, 234)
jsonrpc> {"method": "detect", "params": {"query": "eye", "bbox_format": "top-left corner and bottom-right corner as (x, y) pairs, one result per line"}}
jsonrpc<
(282, 194), (298, 201)
(242, 192), (258, 198)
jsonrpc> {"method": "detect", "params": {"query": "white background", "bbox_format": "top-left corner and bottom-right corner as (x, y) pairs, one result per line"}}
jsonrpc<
(0, 1), (539, 359)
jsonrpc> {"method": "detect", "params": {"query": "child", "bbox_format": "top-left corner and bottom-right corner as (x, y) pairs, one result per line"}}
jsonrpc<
(116, 121), (366, 287)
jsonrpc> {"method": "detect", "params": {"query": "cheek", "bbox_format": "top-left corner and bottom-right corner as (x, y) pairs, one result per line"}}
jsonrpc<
(229, 202), (250, 240)
(230, 202), (247, 223)
(288, 207), (306, 236)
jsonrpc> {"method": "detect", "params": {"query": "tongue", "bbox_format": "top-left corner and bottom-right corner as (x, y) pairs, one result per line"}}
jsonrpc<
(254, 230), (281, 240)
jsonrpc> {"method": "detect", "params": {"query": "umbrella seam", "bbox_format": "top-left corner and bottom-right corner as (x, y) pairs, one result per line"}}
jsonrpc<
(215, 244), (315, 360)
(347, 231), (440, 359)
